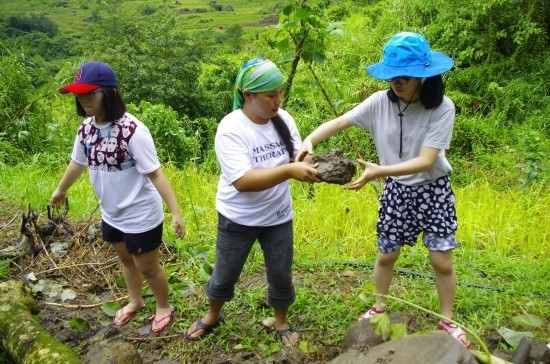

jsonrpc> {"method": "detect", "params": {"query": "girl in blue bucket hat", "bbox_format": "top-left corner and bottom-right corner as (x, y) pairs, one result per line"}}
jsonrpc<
(297, 32), (470, 347)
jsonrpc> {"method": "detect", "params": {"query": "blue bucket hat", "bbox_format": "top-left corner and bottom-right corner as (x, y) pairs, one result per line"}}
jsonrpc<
(366, 32), (454, 80)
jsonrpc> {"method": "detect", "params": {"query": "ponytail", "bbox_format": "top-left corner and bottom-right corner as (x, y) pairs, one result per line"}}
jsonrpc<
(271, 114), (295, 160)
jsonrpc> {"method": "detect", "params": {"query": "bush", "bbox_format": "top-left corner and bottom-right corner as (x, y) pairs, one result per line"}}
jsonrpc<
(7, 14), (58, 38)
(129, 101), (198, 168)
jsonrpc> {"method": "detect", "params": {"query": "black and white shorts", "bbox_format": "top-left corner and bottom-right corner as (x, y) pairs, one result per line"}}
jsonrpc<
(376, 176), (458, 253)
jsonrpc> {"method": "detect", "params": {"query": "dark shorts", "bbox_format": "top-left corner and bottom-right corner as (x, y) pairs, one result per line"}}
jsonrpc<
(102, 220), (163, 255)
(376, 176), (458, 253)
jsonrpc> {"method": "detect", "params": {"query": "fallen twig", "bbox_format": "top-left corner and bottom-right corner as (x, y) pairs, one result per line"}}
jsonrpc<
(0, 214), (18, 232)
(44, 295), (128, 308)
(35, 259), (118, 276)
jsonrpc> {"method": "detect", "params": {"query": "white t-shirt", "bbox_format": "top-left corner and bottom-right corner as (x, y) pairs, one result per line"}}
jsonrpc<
(215, 109), (302, 226)
(71, 112), (163, 233)
(344, 90), (455, 186)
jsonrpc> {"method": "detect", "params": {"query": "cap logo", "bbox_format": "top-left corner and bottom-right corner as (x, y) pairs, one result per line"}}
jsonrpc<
(74, 68), (83, 83)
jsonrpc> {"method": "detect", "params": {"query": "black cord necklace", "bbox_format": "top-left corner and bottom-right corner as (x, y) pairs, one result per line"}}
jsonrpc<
(396, 100), (412, 159)
(395, 87), (419, 158)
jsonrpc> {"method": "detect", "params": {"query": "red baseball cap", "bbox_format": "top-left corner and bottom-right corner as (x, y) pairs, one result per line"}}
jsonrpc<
(59, 60), (118, 94)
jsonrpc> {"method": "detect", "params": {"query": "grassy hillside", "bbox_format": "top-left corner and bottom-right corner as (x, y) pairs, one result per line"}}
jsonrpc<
(0, 0), (283, 36)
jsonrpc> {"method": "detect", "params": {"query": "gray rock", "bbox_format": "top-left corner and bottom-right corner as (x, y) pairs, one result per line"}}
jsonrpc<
(332, 331), (478, 364)
(83, 340), (142, 364)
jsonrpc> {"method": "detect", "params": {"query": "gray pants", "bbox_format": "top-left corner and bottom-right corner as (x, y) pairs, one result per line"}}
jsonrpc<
(206, 212), (296, 308)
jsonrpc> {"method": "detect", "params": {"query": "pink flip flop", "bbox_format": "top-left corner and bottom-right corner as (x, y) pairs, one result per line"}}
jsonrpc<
(152, 309), (174, 334)
(438, 320), (471, 347)
(358, 305), (388, 321)
(114, 307), (139, 327)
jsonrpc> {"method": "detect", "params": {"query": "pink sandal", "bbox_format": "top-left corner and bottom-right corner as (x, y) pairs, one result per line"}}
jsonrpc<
(358, 305), (388, 321)
(114, 307), (139, 327)
(438, 320), (471, 347)
(152, 309), (174, 334)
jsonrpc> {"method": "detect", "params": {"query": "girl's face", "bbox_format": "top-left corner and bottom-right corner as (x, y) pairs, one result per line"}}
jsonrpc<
(76, 88), (105, 122)
(389, 77), (421, 102)
(243, 85), (284, 124)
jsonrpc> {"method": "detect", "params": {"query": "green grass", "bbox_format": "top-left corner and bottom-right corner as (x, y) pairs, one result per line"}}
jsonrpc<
(0, 0), (283, 37)
(1, 160), (549, 360)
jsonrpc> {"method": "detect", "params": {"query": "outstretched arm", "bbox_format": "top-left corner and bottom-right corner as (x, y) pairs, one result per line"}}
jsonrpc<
(348, 147), (440, 190)
(148, 167), (186, 238)
(50, 161), (87, 207)
(296, 116), (353, 161)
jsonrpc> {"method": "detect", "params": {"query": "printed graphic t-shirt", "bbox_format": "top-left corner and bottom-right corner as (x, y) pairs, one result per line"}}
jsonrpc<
(215, 109), (302, 227)
(71, 112), (163, 233)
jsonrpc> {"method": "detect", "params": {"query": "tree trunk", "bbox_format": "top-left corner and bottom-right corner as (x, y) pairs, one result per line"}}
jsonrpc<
(0, 280), (81, 364)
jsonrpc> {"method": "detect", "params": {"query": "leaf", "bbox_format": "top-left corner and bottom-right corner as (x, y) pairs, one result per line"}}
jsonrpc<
(282, 4), (295, 16)
(60, 289), (77, 302)
(115, 275), (127, 288)
(299, 340), (317, 354)
(326, 22), (345, 31)
(202, 262), (213, 275)
(390, 322), (407, 340)
(50, 242), (70, 257)
(497, 326), (534, 348)
(172, 282), (191, 298)
(101, 301), (121, 317)
(69, 318), (90, 330)
(370, 312), (391, 340)
(512, 314), (544, 328)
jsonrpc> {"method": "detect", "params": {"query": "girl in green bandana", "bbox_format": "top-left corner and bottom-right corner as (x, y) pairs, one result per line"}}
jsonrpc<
(186, 57), (318, 347)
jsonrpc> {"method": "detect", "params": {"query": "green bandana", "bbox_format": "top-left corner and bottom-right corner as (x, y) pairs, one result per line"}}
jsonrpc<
(233, 57), (286, 110)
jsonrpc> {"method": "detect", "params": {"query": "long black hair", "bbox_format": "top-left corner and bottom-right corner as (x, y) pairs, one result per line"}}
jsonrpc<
(76, 87), (126, 122)
(387, 75), (445, 109)
(271, 114), (295, 160)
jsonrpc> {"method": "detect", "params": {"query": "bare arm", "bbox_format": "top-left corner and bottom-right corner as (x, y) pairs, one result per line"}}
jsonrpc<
(233, 161), (319, 192)
(50, 161), (87, 207)
(148, 167), (186, 238)
(296, 116), (353, 161)
(348, 147), (440, 190)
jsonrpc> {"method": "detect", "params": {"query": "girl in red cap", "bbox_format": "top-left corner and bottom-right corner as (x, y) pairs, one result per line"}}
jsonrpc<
(51, 60), (185, 334)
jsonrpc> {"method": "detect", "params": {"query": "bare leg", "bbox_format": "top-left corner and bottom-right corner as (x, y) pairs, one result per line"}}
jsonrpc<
(430, 250), (470, 346)
(274, 306), (299, 347)
(186, 299), (225, 339)
(373, 249), (401, 305)
(132, 247), (172, 329)
(429, 250), (455, 319)
(111, 242), (145, 314)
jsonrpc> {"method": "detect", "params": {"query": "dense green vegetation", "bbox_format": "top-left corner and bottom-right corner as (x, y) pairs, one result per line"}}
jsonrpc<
(1, 0), (549, 187)
(0, 0), (549, 361)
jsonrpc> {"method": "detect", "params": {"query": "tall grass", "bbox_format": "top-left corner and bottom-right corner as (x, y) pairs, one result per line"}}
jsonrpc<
(1, 161), (548, 349)
(1, 162), (547, 263)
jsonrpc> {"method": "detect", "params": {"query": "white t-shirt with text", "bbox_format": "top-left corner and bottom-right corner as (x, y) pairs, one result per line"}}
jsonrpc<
(215, 109), (302, 226)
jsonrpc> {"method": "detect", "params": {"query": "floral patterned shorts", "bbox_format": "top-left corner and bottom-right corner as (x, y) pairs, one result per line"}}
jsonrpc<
(376, 176), (458, 253)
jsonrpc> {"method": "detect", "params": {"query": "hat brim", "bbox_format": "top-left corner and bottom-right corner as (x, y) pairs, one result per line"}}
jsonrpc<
(365, 52), (454, 80)
(59, 83), (100, 94)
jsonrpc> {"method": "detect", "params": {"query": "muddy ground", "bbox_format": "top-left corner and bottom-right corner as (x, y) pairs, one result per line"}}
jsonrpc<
(0, 198), (538, 364)
(0, 198), (352, 363)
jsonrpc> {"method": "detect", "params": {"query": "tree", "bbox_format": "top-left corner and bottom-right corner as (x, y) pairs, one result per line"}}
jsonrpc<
(83, 2), (207, 119)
